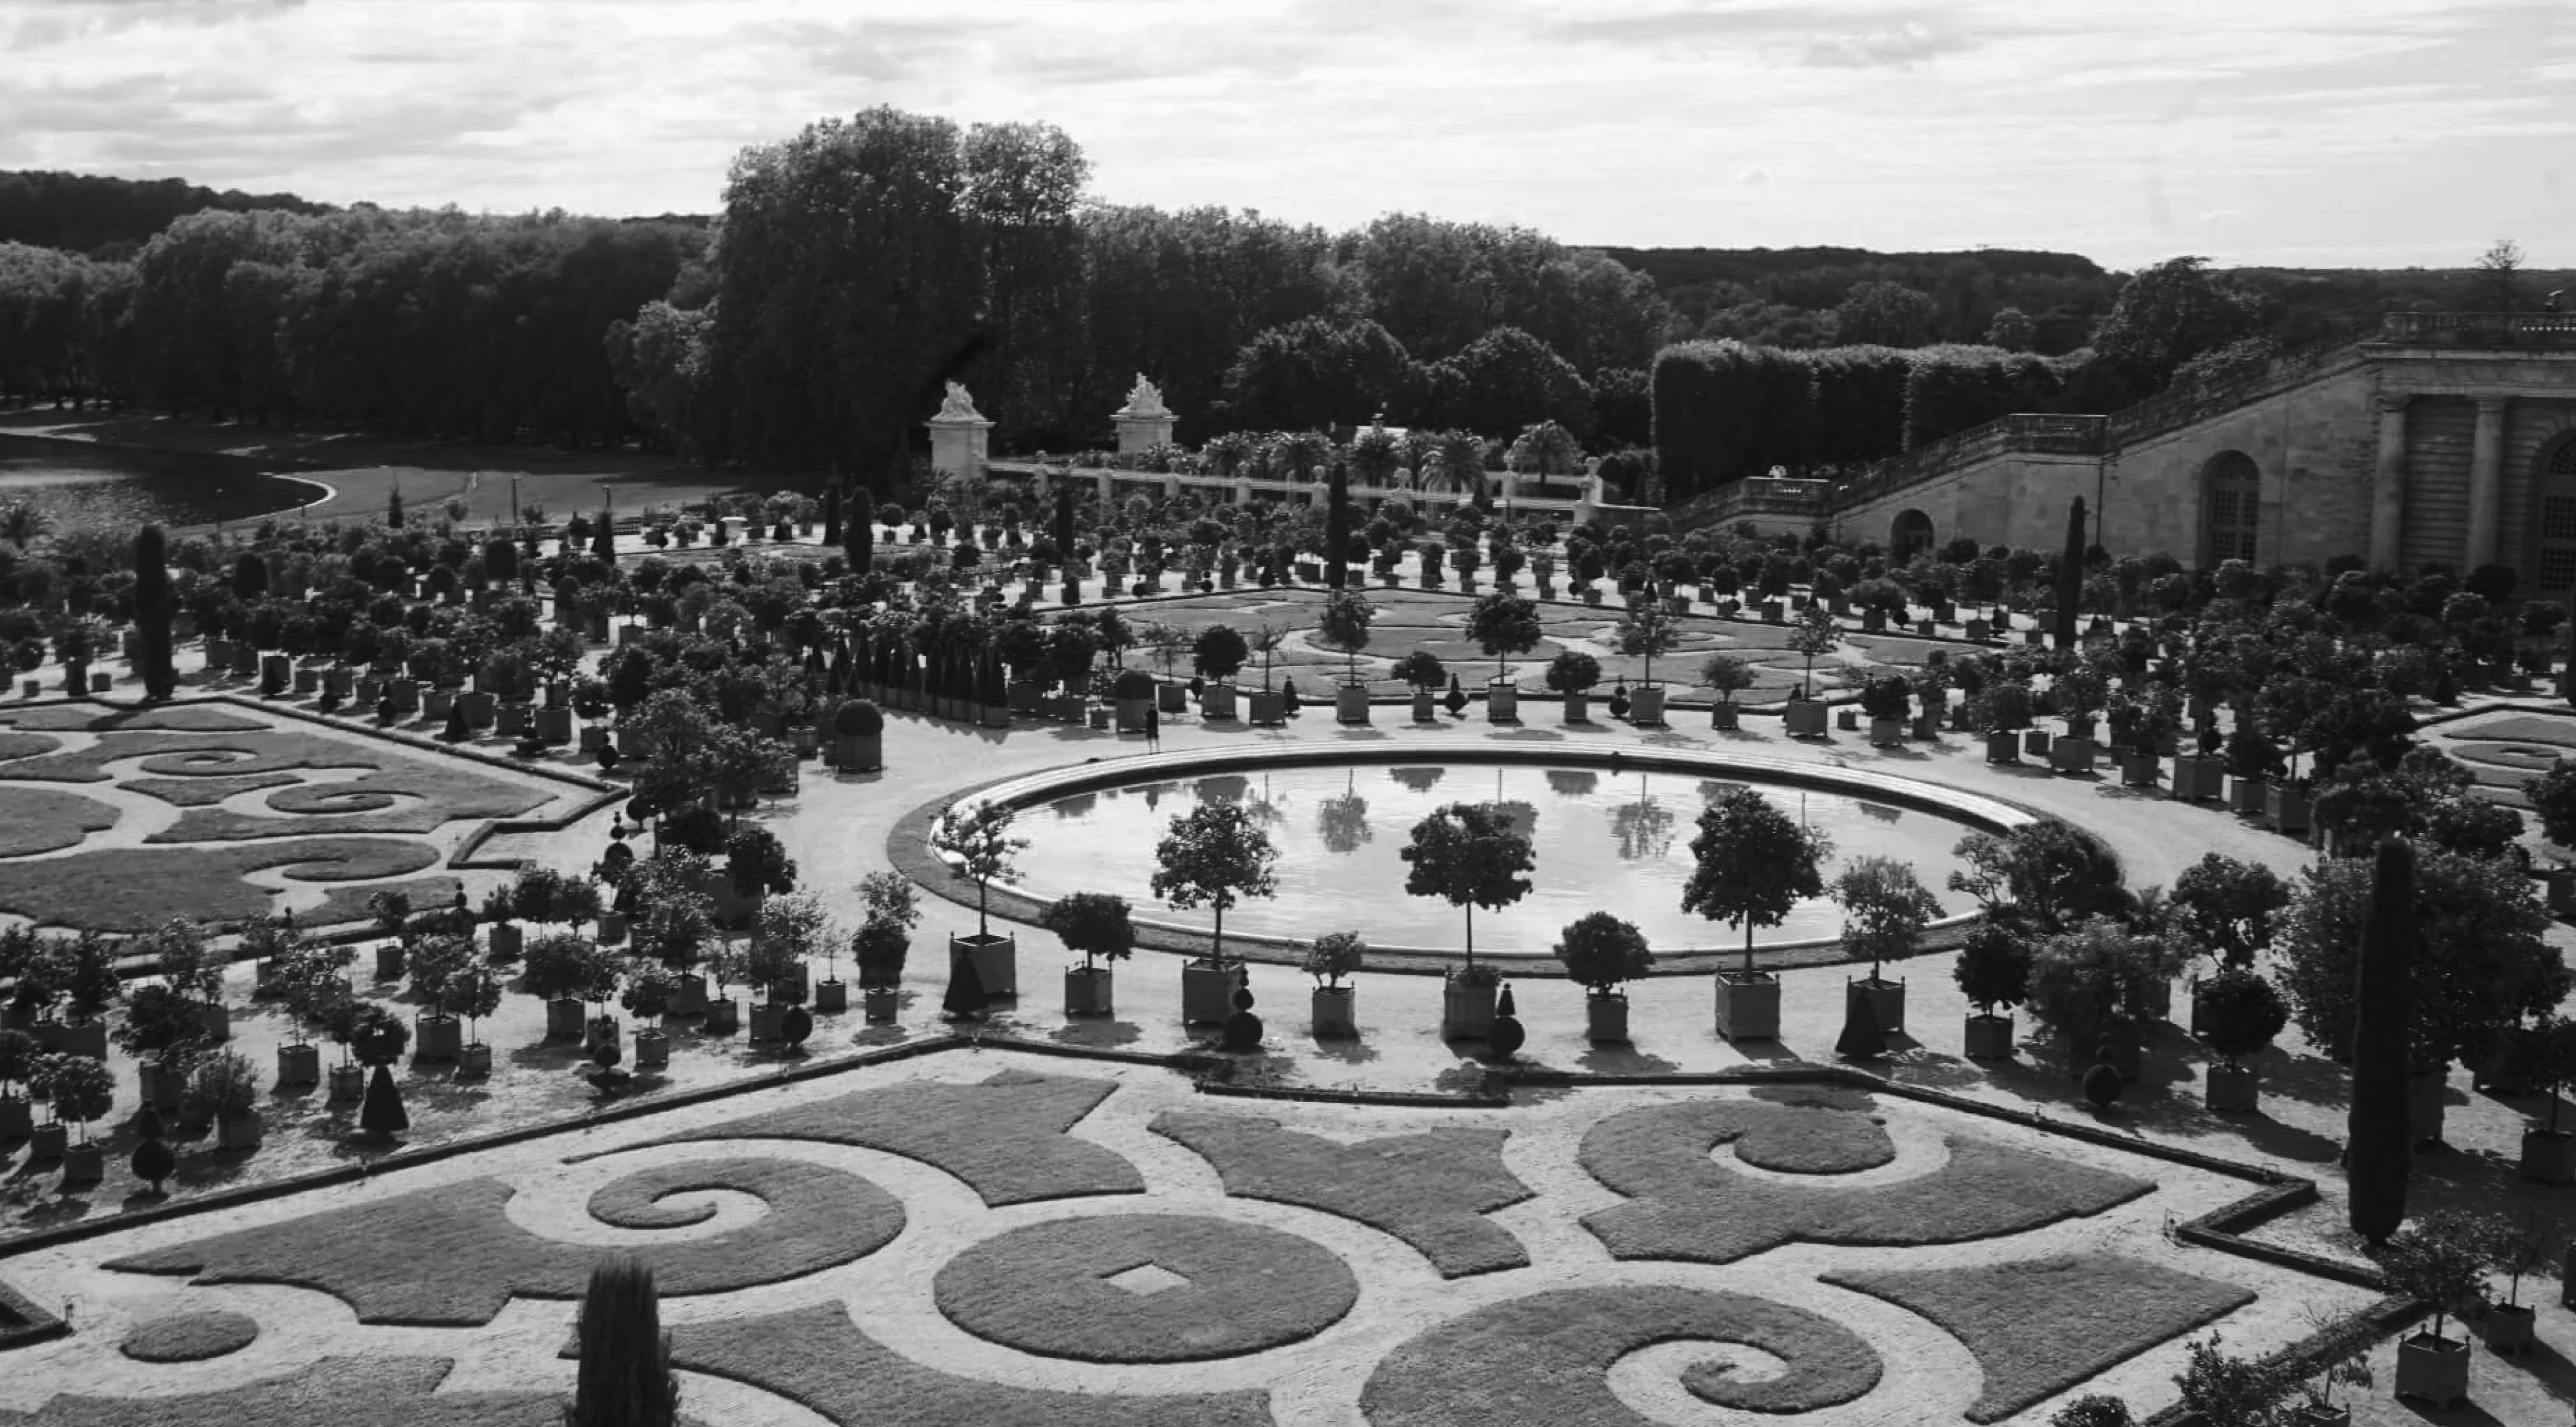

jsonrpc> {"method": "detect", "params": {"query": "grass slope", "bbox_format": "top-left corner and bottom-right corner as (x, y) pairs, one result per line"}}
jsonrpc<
(668, 1301), (1276, 1427)
(1361, 1284), (1883, 1425)
(934, 1213), (1357, 1362)
(1825, 1254), (2256, 1423)
(1580, 1096), (2154, 1264)
(107, 1157), (901, 1325)
(119, 1311), (260, 1363)
(1150, 1110), (1533, 1276)
(631, 1070), (1143, 1206)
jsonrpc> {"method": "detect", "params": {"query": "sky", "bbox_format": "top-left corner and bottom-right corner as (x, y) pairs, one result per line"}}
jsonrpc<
(3, 0), (2571, 271)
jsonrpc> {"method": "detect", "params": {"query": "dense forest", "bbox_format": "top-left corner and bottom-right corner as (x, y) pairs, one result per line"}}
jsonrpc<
(0, 143), (2561, 495)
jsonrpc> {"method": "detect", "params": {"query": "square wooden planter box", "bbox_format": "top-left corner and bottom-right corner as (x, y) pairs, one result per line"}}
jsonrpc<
(1962, 1013), (2014, 1059)
(275, 1042), (320, 1088)
(2522, 1128), (2576, 1184)
(1714, 971), (1780, 1042)
(1064, 967), (1115, 1017)
(1784, 699), (1829, 738)
(955, 932), (1017, 1000)
(1486, 683), (1519, 723)
(1442, 978), (1499, 1040)
(1201, 685), (1238, 720)
(2049, 735), (2098, 774)
(1586, 992), (1631, 1044)
(1182, 959), (1240, 1023)
(2266, 785), (2313, 837)
(1311, 985), (1357, 1039)
(1630, 685), (1667, 727)
(1848, 976), (1905, 1033)
(2230, 777), (2269, 815)
(1336, 683), (1372, 724)
(2394, 1334), (2468, 1407)
(2205, 1062), (2259, 1112)
(633, 1028), (670, 1071)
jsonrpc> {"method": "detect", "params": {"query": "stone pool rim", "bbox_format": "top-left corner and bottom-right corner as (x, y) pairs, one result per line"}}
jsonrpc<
(888, 739), (2041, 975)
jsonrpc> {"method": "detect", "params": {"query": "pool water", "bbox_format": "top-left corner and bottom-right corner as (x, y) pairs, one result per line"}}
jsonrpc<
(1006, 761), (1978, 956)
(0, 435), (323, 531)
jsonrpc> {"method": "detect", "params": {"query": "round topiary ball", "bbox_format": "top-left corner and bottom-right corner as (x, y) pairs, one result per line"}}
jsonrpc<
(1112, 669), (1157, 700)
(835, 700), (884, 738)
(2082, 1061), (2123, 1109)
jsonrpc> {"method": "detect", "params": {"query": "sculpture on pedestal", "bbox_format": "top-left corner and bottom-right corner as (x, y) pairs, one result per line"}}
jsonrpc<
(936, 381), (986, 422)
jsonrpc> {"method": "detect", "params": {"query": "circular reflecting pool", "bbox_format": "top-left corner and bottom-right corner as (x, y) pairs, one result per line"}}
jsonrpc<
(1003, 757), (1987, 956)
(0, 435), (325, 531)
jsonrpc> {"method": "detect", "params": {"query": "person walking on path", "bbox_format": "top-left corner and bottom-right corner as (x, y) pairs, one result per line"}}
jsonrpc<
(1145, 701), (1161, 751)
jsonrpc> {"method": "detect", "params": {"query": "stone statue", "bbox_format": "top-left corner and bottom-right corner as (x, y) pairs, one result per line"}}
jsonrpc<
(935, 381), (986, 422)
(1120, 374), (1170, 417)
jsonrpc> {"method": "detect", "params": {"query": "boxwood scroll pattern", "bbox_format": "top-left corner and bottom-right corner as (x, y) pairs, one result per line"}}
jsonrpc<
(1361, 1284), (1884, 1425)
(106, 1157), (904, 1326)
(619, 1069), (1145, 1206)
(1580, 1093), (2155, 1263)
(0, 1359), (558, 1427)
(1149, 1110), (1534, 1276)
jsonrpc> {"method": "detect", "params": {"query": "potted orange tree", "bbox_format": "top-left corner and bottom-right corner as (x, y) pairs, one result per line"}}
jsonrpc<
(1701, 653), (1755, 731)
(931, 799), (1025, 1001)
(1043, 891), (1133, 1017)
(1953, 921), (2028, 1059)
(1782, 608), (1837, 737)
(1832, 856), (1941, 1035)
(1546, 650), (1601, 723)
(1392, 649), (1446, 724)
(1318, 588), (1376, 724)
(1555, 912), (1653, 1043)
(1402, 803), (1535, 1040)
(1467, 593), (1542, 723)
(1685, 787), (1831, 1042)
(1304, 931), (1364, 1038)
(1614, 599), (1680, 727)
(2380, 1210), (2486, 1408)
(1153, 802), (1279, 1024)
(2197, 967), (2290, 1112)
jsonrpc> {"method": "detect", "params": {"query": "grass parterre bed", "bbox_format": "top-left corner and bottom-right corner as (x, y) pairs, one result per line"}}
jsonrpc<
(1359, 1284), (1884, 1425)
(1823, 1254), (2256, 1423)
(625, 1070), (1145, 1206)
(0, 838), (443, 931)
(1150, 1110), (1534, 1276)
(0, 788), (120, 857)
(0, 1358), (557, 1427)
(117, 1311), (260, 1364)
(670, 1302), (1276, 1427)
(1580, 1095), (2155, 1263)
(934, 1212), (1359, 1362)
(107, 1157), (903, 1325)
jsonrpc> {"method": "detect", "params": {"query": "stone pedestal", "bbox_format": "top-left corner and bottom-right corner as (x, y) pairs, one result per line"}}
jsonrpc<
(1112, 376), (1175, 453)
(928, 384), (994, 482)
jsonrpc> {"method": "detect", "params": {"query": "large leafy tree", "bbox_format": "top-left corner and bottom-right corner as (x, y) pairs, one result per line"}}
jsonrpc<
(1682, 787), (1833, 973)
(1400, 802), (1535, 973)
(1151, 802), (1279, 965)
(2088, 256), (2261, 391)
(1220, 317), (1414, 432)
(2275, 845), (2566, 1071)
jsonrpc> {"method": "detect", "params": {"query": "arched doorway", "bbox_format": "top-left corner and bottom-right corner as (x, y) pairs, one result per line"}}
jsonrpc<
(1890, 509), (1935, 562)
(2201, 451), (2259, 567)
(2531, 434), (2576, 596)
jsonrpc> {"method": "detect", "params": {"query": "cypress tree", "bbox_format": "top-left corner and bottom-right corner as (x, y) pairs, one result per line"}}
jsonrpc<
(485, 538), (519, 587)
(592, 509), (617, 565)
(845, 487), (874, 575)
(1325, 460), (1351, 590)
(232, 551), (268, 601)
(822, 486), (842, 546)
(387, 486), (405, 529)
(1051, 482), (1076, 570)
(132, 524), (174, 701)
(565, 1256), (680, 1427)
(2347, 837), (2416, 1244)
(2053, 496), (2085, 649)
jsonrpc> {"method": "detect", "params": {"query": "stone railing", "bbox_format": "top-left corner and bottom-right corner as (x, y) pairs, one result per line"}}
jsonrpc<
(984, 461), (1606, 518)
(1829, 413), (2107, 510)
(2372, 310), (2576, 348)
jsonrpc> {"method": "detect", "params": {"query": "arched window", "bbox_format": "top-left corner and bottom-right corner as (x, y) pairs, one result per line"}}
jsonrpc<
(1890, 510), (1934, 562)
(2202, 452), (2259, 567)
(2534, 436), (2576, 595)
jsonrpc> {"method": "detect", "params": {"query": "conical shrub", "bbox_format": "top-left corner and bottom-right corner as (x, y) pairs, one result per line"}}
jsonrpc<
(564, 1255), (679, 1427)
(2347, 836), (2416, 1244)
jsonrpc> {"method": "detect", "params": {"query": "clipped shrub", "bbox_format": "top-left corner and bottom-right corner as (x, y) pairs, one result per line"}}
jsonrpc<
(2347, 838), (2414, 1244)
(565, 1255), (680, 1427)
(834, 699), (883, 739)
(1111, 668), (1156, 701)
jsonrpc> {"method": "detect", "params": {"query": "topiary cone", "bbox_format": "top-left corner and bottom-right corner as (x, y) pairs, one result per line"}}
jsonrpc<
(2053, 497), (2085, 649)
(942, 944), (989, 1020)
(565, 1255), (679, 1427)
(358, 1065), (409, 1138)
(1487, 983), (1526, 1060)
(1836, 983), (1886, 1059)
(2347, 836), (2416, 1245)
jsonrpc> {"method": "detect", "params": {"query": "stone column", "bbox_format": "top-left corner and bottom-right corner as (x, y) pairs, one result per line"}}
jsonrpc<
(2465, 395), (2510, 570)
(2368, 394), (2410, 572)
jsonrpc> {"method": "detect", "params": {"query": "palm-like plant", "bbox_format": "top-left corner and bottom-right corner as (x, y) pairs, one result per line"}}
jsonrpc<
(0, 501), (51, 551)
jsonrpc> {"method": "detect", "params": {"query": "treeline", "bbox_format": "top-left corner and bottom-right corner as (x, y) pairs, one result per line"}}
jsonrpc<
(0, 208), (705, 447)
(0, 170), (331, 257)
(609, 110), (1685, 475)
(1603, 245), (2122, 356)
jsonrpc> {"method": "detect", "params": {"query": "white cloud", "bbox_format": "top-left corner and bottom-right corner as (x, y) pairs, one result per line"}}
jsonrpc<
(0, 0), (2566, 266)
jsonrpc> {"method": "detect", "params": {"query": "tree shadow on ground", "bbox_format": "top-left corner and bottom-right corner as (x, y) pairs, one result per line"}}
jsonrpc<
(1048, 1017), (1142, 1050)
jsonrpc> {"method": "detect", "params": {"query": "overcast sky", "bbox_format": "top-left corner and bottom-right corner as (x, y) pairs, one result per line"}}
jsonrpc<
(5, 0), (2569, 270)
